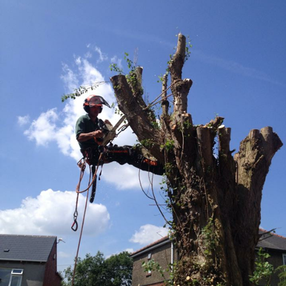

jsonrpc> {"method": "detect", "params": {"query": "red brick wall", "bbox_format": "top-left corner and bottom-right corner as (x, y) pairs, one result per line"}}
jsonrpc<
(43, 241), (62, 286)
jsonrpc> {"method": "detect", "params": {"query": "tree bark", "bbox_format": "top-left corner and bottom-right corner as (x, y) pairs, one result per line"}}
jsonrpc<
(110, 34), (283, 286)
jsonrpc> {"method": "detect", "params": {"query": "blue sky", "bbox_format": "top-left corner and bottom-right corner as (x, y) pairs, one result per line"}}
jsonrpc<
(1, 0), (285, 274)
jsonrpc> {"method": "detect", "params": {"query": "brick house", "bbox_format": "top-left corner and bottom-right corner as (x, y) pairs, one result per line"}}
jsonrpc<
(257, 229), (286, 285)
(131, 229), (286, 286)
(0, 234), (62, 286)
(131, 236), (175, 286)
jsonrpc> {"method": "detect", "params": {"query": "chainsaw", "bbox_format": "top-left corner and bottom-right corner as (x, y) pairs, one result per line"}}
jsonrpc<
(95, 115), (128, 146)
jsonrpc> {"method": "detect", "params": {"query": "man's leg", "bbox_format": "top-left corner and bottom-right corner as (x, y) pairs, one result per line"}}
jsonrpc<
(104, 145), (164, 175)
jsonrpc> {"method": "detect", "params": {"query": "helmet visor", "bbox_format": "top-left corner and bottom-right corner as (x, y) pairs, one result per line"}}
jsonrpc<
(87, 95), (111, 108)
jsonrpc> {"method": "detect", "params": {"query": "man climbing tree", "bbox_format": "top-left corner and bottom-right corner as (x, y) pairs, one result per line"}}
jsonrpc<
(75, 94), (164, 202)
(109, 34), (283, 285)
(76, 94), (164, 175)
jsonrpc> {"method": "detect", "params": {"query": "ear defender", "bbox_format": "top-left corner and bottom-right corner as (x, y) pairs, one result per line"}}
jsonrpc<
(83, 105), (90, 113)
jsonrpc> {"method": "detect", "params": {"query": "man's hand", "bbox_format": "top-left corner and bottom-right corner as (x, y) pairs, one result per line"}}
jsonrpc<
(77, 130), (103, 142)
(93, 130), (103, 138)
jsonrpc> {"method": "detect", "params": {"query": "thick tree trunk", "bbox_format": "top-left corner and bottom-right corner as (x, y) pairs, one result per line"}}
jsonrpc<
(110, 34), (283, 286)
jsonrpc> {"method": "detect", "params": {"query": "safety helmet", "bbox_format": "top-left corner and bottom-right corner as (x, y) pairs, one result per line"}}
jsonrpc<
(83, 95), (111, 113)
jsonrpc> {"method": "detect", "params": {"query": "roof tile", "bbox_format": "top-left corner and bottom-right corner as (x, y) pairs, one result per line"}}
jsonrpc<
(0, 234), (56, 262)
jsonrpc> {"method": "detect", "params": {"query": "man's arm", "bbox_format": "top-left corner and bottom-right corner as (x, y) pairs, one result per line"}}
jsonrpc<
(77, 130), (103, 142)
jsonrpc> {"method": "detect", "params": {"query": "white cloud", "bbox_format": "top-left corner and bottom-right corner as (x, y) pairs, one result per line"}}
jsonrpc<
(24, 109), (58, 146)
(106, 248), (134, 259)
(60, 63), (79, 92)
(125, 248), (134, 254)
(130, 224), (169, 245)
(103, 162), (162, 190)
(85, 51), (92, 59)
(77, 57), (105, 85)
(17, 115), (30, 126)
(0, 189), (110, 236)
(95, 46), (108, 63)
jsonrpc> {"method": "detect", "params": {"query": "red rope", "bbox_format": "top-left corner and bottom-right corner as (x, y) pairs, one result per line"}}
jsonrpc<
(71, 167), (91, 286)
(71, 154), (103, 285)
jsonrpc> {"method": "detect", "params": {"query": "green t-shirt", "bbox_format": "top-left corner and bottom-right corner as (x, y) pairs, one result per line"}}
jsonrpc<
(75, 114), (101, 150)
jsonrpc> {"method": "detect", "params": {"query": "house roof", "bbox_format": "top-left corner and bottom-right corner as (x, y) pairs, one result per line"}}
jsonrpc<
(131, 229), (286, 257)
(0, 234), (56, 263)
(131, 236), (170, 258)
(258, 229), (286, 251)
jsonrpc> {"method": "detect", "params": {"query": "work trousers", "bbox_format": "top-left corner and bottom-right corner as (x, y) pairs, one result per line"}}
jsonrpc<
(82, 145), (164, 176)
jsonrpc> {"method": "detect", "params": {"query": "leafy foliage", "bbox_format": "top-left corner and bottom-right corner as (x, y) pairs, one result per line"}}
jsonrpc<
(249, 248), (274, 285)
(142, 259), (174, 286)
(184, 35), (193, 62)
(160, 139), (175, 152)
(249, 248), (286, 286)
(62, 251), (132, 286)
(61, 82), (109, 102)
(276, 265), (286, 286)
(110, 52), (143, 97)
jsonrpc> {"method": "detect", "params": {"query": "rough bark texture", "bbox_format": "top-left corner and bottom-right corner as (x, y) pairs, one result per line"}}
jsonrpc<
(110, 34), (283, 286)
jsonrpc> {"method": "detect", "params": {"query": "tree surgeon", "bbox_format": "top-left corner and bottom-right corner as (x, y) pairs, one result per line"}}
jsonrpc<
(75, 95), (164, 176)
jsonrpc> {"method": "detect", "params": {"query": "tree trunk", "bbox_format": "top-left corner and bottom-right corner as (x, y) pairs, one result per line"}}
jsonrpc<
(110, 34), (283, 286)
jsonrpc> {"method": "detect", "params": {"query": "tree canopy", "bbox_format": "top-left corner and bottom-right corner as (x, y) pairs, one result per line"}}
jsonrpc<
(62, 251), (132, 286)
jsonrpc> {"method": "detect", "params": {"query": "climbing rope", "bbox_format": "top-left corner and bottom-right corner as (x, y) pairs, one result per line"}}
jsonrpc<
(71, 153), (103, 286)
(71, 159), (86, 231)
(71, 167), (90, 286)
(138, 166), (171, 228)
(143, 79), (180, 111)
